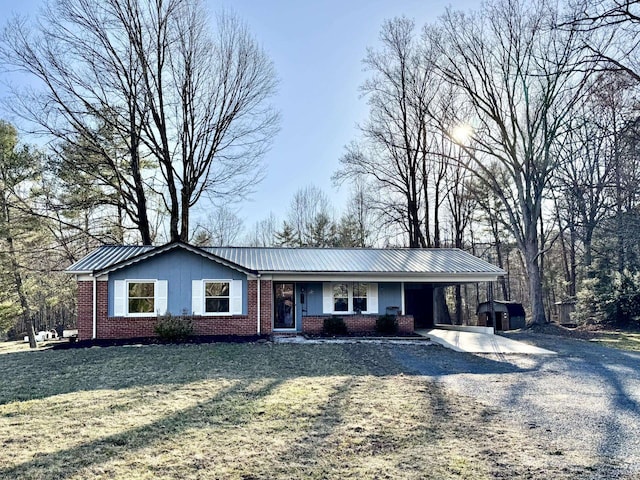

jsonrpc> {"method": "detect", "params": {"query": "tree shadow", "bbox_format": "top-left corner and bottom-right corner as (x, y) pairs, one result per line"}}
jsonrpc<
(0, 378), (283, 479)
(390, 344), (537, 377)
(497, 335), (640, 477)
(0, 343), (407, 406)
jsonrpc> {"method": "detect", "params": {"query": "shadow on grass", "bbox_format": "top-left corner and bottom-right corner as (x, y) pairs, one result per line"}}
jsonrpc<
(0, 342), (402, 405)
(0, 379), (282, 480)
(390, 344), (536, 377)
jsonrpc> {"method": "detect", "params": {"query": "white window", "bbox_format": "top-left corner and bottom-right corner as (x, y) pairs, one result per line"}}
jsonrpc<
(192, 279), (243, 316)
(128, 282), (155, 314)
(204, 281), (230, 313)
(333, 283), (349, 312)
(113, 279), (168, 317)
(323, 282), (378, 314)
(352, 283), (368, 313)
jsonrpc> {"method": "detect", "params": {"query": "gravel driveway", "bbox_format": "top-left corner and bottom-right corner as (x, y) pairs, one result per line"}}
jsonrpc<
(391, 332), (640, 479)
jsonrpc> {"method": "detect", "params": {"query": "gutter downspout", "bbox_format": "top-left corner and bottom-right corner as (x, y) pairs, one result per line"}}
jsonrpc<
(92, 275), (97, 339)
(257, 274), (261, 335)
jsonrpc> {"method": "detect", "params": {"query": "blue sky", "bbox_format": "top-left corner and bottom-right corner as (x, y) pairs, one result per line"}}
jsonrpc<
(0, 0), (477, 231)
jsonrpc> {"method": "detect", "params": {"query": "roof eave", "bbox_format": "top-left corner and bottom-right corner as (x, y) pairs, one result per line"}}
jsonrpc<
(95, 241), (257, 276)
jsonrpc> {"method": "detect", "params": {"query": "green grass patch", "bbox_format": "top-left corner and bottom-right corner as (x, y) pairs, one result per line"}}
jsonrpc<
(589, 331), (640, 352)
(0, 341), (596, 479)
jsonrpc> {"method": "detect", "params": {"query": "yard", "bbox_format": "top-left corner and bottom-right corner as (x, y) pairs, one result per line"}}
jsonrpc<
(0, 338), (637, 479)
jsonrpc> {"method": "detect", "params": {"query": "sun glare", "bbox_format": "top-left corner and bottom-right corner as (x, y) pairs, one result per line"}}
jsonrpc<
(451, 124), (473, 144)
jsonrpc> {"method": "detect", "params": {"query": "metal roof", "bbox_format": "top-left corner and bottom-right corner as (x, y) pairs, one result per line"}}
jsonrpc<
(205, 247), (503, 274)
(66, 243), (504, 276)
(66, 245), (154, 273)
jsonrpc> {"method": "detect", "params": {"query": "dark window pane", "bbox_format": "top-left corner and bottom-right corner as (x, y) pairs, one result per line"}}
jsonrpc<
(353, 283), (368, 298)
(206, 298), (230, 313)
(129, 282), (154, 298)
(334, 298), (348, 312)
(205, 282), (229, 297)
(129, 298), (155, 314)
(353, 298), (367, 312)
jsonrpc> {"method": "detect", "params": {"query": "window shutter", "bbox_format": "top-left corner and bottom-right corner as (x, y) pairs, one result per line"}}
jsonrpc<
(156, 280), (168, 315)
(114, 280), (126, 316)
(192, 280), (203, 315)
(230, 280), (243, 315)
(367, 283), (379, 314)
(322, 283), (333, 314)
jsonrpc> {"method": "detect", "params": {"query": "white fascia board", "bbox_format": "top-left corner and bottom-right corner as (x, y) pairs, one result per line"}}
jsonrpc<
(268, 273), (503, 283)
(76, 273), (109, 281)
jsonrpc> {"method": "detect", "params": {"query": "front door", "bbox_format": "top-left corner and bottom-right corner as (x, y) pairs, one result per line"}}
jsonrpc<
(274, 282), (296, 330)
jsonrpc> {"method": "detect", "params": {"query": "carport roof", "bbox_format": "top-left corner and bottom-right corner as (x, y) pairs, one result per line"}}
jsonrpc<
(66, 242), (505, 280)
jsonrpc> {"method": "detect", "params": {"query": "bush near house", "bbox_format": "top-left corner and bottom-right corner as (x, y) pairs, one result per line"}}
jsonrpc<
(323, 316), (348, 335)
(154, 313), (194, 341)
(376, 314), (398, 335)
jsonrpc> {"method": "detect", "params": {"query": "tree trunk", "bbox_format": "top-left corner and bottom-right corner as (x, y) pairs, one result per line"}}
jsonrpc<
(1, 194), (36, 347)
(180, 187), (190, 242)
(455, 284), (463, 325)
(524, 245), (546, 325)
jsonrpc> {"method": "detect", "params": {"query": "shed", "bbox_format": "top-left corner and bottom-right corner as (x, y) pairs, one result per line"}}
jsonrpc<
(476, 301), (526, 331)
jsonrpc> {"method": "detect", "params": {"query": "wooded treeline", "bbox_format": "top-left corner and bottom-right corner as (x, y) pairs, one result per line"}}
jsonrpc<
(2, 0), (640, 340)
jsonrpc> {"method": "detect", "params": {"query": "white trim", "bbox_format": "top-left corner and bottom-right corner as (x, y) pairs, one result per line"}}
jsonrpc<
(257, 276), (261, 335)
(92, 276), (97, 339)
(97, 243), (255, 276)
(201, 279), (235, 316)
(401, 281), (405, 315)
(323, 282), (377, 315)
(271, 273), (502, 283)
(192, 279), (203, 315)
(125, 279), (158, 317)
(77, 273), (109, 282)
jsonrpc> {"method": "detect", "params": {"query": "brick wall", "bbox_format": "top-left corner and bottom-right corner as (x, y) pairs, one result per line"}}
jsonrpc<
(302, 314), (414, 335)
(76, 277), (274, 340)
(98, 315), (258, 338)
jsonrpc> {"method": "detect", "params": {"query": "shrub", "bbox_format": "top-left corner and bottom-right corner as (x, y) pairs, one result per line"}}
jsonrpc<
(574, 269), (640, 327)
(323, 316), (347, 335)
(376, 314), (398, 335)
(154, 313), (194, 341)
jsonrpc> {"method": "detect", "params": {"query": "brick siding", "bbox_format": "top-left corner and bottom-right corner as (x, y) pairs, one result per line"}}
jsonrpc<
(77, 277), (414, 340)
(77, 278), (274, 340)
(302, 314), (414, 335)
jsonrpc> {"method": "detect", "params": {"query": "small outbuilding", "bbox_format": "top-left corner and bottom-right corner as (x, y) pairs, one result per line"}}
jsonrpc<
(476, 301), (526, 331)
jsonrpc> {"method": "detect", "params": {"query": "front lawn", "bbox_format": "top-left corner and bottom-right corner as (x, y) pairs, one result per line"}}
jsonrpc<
(587, 331), (640, 352)
(0, 342), (593, 479)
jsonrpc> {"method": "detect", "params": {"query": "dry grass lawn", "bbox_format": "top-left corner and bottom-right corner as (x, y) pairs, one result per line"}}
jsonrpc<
(587, 331), (640, 352)
(0, 341), (597, 479)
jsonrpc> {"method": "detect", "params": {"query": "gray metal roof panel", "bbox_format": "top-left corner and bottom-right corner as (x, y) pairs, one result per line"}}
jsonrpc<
(205, 247), (504, 274)
(66, 244), (505, 275)
(65, 245), (154, 273)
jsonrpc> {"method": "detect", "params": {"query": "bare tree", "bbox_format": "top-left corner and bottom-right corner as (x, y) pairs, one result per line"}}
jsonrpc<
(277, 185), (336, 247)
(192, 205), (244, 246)
(337, 179), (376, 247)
(245, 212), (278, 247)
(1, 0), (278, 244)
(433, 0), (594, 324)
(570, 0), (640, 81)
